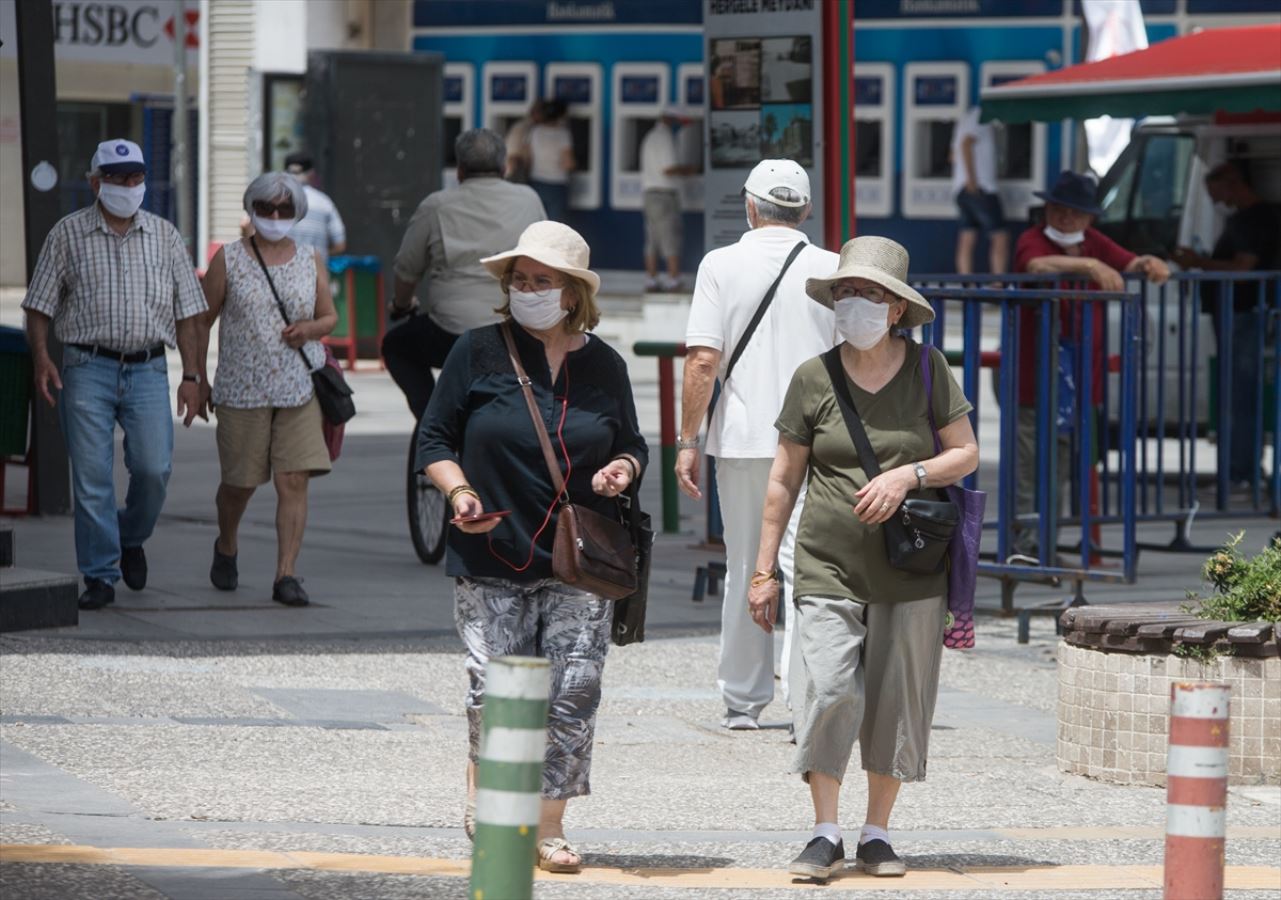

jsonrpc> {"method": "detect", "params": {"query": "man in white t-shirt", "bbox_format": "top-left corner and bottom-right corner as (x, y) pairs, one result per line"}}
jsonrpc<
(950, 107), (1008, 276)
(676, 160), (838, 731)
(640, 109), (696, 292)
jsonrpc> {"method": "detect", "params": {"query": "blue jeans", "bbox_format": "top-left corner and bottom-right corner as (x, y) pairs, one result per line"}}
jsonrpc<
(58, 345), (173, 584)
(1227, 310), (1263, 483)
(530, 179), (569, 222)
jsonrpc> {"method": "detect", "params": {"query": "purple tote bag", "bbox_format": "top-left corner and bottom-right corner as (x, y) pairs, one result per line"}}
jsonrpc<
(920, 347), (986, 649)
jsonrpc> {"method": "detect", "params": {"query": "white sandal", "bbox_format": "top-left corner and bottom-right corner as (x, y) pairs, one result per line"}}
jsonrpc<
(536, 836), (582, 873)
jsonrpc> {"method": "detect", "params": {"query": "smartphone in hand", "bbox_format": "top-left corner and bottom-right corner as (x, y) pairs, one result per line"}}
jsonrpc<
(450, 510), (512, 525)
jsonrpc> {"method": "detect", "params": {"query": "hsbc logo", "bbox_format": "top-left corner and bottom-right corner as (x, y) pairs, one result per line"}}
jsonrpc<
(51, 2), (198, 52)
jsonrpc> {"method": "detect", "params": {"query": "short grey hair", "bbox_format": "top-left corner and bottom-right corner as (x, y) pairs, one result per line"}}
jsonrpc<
(750, 187), (808, 226)
(243, 171), (308, 219)
(455, 128), (506, 178)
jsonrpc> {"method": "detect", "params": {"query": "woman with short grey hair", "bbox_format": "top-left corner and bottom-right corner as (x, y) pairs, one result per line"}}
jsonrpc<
(197, 171), (337, 607)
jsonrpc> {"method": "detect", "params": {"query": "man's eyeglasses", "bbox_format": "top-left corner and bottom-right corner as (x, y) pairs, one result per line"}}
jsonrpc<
(510, 273), (562, 297)
(252, 200), (296, 218)
(831, 283), (894, 304)
(101, 172), (145, 187)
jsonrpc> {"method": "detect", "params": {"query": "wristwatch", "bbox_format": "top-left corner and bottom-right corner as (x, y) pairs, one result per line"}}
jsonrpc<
(182, 373), (203, 385)
(913, 462), (928, 489)
(675, 435), (700, 450)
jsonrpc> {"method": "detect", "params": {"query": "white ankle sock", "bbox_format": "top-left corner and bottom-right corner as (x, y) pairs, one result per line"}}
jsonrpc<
(859, 824), (890, 846)
(812, 822), (842, 846)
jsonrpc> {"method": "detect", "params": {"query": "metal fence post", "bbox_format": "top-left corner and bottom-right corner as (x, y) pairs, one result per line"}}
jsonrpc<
(1163, 681), (1230, 900)
(470, 656), (549, 900)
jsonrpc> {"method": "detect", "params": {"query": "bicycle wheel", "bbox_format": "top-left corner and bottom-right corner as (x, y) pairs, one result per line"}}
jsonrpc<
(407, 432), (448, 564)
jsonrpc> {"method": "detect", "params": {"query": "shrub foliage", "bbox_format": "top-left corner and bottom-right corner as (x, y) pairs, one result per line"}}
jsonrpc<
(1188, 533), (1281, 622)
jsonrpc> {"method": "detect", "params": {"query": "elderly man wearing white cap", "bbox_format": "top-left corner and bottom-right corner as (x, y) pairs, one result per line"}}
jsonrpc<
(22, 139), (207, 611)
(676, 159), (838, 731)
(639, 106), (696, 292)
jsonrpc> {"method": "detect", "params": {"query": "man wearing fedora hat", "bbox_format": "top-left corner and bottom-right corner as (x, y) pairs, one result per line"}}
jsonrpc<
(676, 159), (838, 732)
(1012, 170), (1168, 555)
(23, 139), (207, 610)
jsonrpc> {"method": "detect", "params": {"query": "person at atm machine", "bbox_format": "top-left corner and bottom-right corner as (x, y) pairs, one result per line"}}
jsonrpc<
(950, 107), (1009, 277)
(527, 99), (576, 222)
(1011, 170), (1169, 557)
(1172, 160), (1281, 489)
(383, 128), (546, 421)
(641, 107), (698, 292)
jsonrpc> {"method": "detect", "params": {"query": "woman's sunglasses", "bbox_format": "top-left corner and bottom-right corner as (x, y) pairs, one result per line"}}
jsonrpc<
(252, 200), (296, 218)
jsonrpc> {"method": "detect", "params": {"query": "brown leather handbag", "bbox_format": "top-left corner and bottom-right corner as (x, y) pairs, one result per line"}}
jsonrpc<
(500, 324), (639, 601)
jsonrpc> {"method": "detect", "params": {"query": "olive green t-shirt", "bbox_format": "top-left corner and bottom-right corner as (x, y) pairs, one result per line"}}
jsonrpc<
(775, 340), (974, 604)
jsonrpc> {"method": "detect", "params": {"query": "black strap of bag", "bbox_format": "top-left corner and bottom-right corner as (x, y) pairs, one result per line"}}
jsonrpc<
(821, 347), (885, 479)
(706, 240), (807, 425)
(249, 236), (316, 376)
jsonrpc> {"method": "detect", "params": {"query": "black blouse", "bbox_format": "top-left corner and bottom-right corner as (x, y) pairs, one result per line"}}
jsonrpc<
(416, 322), (649, 580)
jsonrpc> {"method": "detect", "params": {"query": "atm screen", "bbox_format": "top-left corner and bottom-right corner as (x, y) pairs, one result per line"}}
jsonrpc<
(855, 120), (882, 177)
(444, 76), (464, 105)
(491, 76), (528, 103)
(442, 117), (463, 166)
(555, 77), (592, 104)
(914, 76), (957, 106)
(621, 118), (658, 171)
(998, 123), (1033, 180)
(569, 117), (592, 170)
(621, 77), (659, 104)
(915, 120), (955, 178)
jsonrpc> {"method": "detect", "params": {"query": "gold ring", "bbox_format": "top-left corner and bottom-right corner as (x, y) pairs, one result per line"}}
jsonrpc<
(880, 501), (890, 511)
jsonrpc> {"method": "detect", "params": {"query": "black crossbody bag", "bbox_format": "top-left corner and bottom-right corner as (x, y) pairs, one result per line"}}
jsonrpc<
(249, 237), (355, 426)
(822, 346), (958, 575)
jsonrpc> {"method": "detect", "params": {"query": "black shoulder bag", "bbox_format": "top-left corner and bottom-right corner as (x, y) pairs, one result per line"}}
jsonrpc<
(821, 345), (958, 575)
(705, 240), (807, 425)
(249, 237), (355, 426)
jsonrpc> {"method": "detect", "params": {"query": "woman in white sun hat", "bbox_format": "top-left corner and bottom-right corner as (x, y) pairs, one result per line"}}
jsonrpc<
(416, 220), (647, 874)
(749, 235), (978, 882)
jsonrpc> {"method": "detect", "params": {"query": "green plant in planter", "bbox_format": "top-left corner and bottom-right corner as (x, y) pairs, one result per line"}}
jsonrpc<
(1186, 532), (1281, 622)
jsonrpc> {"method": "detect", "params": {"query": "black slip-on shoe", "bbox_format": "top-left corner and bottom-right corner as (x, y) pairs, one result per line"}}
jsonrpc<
(120, 545), (147, 591)
(272, 575), (310, 607)
(855, 838), (907, 876)
(210, 540), (238, 591)
(788, 837), (844, 881)
(78, 578), (116, 610)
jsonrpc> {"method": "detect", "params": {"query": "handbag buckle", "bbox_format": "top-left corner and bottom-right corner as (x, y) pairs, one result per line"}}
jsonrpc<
(516, 376), (532, 387)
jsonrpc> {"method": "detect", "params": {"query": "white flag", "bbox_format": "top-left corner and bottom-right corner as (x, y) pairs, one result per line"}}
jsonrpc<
(1082, 0), (1148, 175)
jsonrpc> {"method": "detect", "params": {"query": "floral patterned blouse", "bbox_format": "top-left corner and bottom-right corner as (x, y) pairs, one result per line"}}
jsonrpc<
(213, 239), (325, 409)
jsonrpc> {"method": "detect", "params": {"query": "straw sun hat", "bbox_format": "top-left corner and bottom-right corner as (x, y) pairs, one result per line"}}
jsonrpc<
(805, 235), (934, 329)
(480, 221), (601, 298)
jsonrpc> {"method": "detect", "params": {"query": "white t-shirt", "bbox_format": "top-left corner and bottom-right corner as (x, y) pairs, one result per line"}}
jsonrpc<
(950, 108), (998, 196)
(640, 122), (678, 192)
(685, 226), (838, 458)
(528, 123), (572, 184)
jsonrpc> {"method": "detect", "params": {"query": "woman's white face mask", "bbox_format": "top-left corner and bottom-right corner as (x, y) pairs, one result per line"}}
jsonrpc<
(97, 182), (146, 218)
(835, 296), (892, 350)
(509, 288), (568, 331)
(252, 214), (296, 243)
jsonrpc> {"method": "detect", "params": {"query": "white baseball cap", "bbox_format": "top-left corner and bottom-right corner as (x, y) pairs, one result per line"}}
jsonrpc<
(92, 139), (146, 175)
(743, 159), (810, 208)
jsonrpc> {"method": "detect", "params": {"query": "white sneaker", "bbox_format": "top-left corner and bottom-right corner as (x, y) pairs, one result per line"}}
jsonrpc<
(644, 277), (661, 293)
(722, 709), (760, 730)
(658, 275), (683, 292)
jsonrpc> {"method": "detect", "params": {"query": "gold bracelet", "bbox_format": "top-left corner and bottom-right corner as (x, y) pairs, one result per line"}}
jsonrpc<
(447, 485), (478, 505)
(750, 569), (778, 587)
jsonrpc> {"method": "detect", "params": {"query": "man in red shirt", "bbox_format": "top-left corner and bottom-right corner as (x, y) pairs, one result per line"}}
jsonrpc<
(1011, 170), (1168, 558)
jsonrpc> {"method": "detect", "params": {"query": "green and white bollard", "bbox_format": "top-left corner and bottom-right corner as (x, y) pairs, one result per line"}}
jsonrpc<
(469, 656), (549, 900)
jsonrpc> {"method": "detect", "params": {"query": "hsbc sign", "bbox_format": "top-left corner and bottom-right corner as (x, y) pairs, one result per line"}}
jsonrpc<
(0, 1), (199, 64)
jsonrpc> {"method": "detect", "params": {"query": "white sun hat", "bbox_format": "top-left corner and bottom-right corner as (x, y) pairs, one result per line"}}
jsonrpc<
(742, 158), (810, 207)
(805, 235), (935, 329)
(480, 221), (601, 298)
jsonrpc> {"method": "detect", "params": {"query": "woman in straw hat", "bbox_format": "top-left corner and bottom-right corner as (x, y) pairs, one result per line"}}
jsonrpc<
(417, 221), (647, 874)
(747, 236), (978, 881)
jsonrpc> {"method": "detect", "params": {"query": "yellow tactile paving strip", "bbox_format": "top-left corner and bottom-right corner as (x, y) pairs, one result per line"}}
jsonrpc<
(2, 844), (1278, 892)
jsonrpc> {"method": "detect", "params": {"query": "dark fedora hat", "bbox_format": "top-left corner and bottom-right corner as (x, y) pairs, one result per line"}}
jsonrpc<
(1034, 170), (1102, 216)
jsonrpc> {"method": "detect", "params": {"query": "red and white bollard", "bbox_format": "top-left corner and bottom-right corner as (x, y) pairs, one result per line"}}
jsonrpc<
(1163, 682), (1231, 900)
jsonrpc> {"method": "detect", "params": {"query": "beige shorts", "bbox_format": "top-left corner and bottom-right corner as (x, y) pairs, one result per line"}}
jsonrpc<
(214, 396), (332, 487)
(790, 593), (946, 784)
(642, 189), (682, 259)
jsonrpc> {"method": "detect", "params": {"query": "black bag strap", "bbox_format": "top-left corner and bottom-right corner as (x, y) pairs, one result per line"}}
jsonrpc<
(249, 236), (314, 374)
(707, 240), (807, 425)
(821, 346), (884, 480)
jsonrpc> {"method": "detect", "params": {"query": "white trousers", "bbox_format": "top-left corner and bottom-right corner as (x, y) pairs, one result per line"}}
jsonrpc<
(715, 456), (805, 718)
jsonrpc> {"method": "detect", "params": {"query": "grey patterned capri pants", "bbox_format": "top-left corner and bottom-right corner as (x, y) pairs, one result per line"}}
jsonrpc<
(791, 594), (946, 784)
(454, 576), (612, 800)
(642, 189), (682, 259)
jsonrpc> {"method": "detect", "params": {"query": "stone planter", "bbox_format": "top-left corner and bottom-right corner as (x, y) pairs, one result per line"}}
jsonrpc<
(1057, 605), (1280, 786)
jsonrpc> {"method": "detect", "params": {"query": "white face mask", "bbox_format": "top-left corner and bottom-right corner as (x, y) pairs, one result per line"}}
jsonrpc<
(509, 288), (568, 331)
(97, 181), (146, 218)
(252, 213), (296, 243)
(835, 296), (892, 350)
(1044, 224), (1085, 247)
